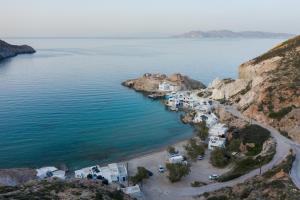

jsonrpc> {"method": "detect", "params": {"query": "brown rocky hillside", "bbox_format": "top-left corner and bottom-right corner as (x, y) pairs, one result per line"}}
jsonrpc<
(208, 35), (300, 142)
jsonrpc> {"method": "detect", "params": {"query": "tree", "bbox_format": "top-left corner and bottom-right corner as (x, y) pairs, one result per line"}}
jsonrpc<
(167, 146), (176, 155)
(184, 138), (205, 160)
(226, 138), (241, 152)
(195, 121), (209, 140)
(130, 167), (149, 185)
(210, 148), (231, 168)
(166, 163), (190, 183)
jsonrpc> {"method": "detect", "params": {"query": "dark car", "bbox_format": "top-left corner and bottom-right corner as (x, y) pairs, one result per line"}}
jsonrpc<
(147, 169), (153, 176)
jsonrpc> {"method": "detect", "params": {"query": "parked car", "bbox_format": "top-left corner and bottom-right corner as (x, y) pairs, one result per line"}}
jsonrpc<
(146, 169), (153, 176)
(198, 155), (204, 160)
(209, 174), (219, 180)
(158, 165), (165, 173)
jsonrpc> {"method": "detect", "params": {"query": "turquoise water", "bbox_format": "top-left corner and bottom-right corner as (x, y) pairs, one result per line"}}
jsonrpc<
(0, 38), (284, 170)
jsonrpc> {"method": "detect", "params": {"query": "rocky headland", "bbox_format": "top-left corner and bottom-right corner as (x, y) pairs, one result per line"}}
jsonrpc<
(122, 73), (206, 93)
(0, 39), (35, 61)
(201, 35), (300, 142)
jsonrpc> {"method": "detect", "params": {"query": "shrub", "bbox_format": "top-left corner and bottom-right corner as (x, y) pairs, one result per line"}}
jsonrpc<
(268, 106), (293, 120)
(190, 181), (206, 187)
(166, 163), (190, 183)
(226, 139), (241, 152)
(240, 125), (270, 155)
(184, 138), (205, 160)
(130, 167), (149, 185)
(210, 148), (231, 168)
(195, 121), (209, 140)
(167, 146), (176, 154)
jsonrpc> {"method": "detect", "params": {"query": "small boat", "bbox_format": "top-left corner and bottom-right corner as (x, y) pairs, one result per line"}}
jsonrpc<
(169, 106), (178, 112)
(148, 94), (158, 99)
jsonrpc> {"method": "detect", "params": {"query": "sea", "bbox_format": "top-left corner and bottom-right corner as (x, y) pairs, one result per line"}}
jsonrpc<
(0, 37), (285, 170)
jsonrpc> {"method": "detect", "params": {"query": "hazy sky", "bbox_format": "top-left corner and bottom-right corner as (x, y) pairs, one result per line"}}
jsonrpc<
(1, 0), (300, 37)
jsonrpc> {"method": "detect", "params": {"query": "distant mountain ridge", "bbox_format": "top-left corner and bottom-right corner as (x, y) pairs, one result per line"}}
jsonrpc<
(173, 30), (295, 39)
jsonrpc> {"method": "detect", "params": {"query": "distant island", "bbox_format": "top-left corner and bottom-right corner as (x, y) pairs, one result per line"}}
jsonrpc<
(172, 30), (295, 39)
(0, 40), (35, 61)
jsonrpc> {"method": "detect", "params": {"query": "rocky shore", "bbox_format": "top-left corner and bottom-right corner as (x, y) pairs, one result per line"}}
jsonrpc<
(122, 73), (206, 94)
(0, 39), (35, 61)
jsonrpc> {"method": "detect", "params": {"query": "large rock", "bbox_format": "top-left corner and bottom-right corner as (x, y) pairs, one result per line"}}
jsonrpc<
(0, 40), (35, 61)
(210, 78), (251, 100)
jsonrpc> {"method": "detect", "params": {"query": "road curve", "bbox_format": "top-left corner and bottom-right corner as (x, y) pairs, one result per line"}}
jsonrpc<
(145, 104), (298, 200)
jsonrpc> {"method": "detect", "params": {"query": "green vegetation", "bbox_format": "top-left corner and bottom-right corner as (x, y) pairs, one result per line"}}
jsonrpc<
(166, 163), (190, 183)
(200, 152), (299, 200)
(240, 125), (270, 156)
(190, 181), (206, 187)
(263, 151), (294, 178)
(219, 150), (275, 182)
(226, 138), (241, 152)
(184, 138), (205, 160)
(167, 146), (177, 154)
(195, 121), (209, 140)
(268, 106), (293, 120)
(130, 167), (149, 185)
(210, 148), (231, 168)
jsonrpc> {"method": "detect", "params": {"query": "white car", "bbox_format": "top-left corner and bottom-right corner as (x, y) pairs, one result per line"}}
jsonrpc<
(158, 165), (165, 173)
(209, 174), (219, 180)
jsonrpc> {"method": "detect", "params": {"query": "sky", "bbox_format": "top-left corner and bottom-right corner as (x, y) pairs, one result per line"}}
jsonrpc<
(1, 0), (300, 37)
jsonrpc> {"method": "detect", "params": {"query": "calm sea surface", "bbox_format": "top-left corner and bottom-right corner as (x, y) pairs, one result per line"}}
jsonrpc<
(0, 38), (284, 170)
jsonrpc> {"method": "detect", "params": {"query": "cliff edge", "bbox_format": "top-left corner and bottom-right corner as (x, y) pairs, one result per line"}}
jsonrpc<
(208, 35), (300, 142)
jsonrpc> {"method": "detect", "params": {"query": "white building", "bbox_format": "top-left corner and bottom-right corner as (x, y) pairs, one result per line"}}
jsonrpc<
(168, 155), (184, 164)
(75, 163), (128, 184)
(209, 123), (228, 137)
(193, 112), (218, 128)
(121, 185), (142, 198)
(208, 136), (226, 150)
(158, 82), (180, 92)
(36, 167), (66, 180)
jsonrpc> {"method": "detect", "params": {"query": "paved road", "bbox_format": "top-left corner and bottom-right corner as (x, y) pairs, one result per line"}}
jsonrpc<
(143, 104), (299, 200)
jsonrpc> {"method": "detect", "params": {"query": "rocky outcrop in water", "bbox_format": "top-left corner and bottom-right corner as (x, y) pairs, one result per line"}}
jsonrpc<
(0, 39), (35, 61)
(122, 73), (206, 93)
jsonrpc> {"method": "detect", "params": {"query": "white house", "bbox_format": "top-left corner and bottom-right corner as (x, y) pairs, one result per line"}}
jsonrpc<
(208, 136), (226, 150)
(36, 166), (66, 180)
(209, 123), (228, 137)
(75, 163), (128, 184)
(193, 112), (218, 127)
(158, 82), (180, 92)
(121, 185), (142, 198)
(168, 155), (184, 164)
(74, 165), (101, 179)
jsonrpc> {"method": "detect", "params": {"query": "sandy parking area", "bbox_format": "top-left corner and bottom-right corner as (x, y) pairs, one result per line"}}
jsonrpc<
(127, 140), (229, 200)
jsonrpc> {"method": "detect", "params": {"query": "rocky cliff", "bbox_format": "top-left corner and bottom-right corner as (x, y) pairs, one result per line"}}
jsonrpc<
(0, 179), (133, 200)
(0, 39), (35, 61)
(208, 35), (300, 142)
(122, 73), (206, 93)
